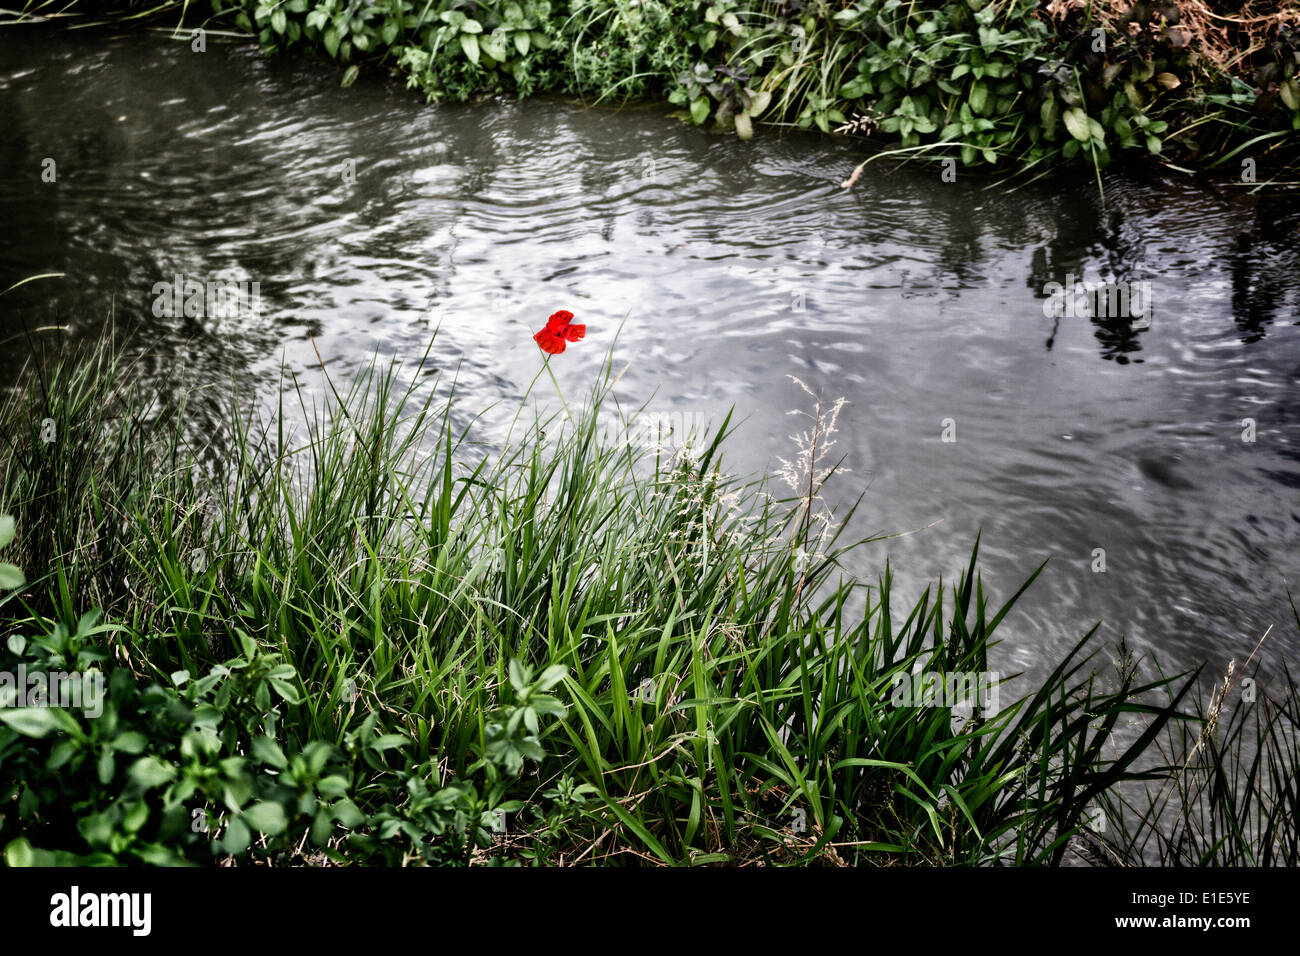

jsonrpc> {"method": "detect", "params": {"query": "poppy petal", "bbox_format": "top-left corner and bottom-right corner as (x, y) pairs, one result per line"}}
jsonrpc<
(534, 329), (565, 354)
(546, 310), (574, 334)
(563, 323), (586, 342)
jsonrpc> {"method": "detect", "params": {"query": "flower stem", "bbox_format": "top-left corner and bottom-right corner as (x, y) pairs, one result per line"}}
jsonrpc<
(544, 358), (573, 423)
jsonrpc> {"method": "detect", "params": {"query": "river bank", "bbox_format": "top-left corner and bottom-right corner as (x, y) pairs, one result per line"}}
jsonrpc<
(5, 1), (1298, 183)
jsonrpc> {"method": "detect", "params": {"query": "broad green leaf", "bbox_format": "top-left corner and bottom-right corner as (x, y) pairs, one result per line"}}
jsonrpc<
(534, 664), (567, 693)
(508, 657), (528, 691)
(0, 707), (75, 738)
(333, 798), (364, 828)
(268, 678), (301, 704)
(311, 808), (333, 845)
(1063, 107), (1091, 142)
(460, 33), (480, 65)
(0, 563), (24, 590)
(128, 755), (177, 788)
(123, 800), (149, 834)
(221, 817), (251, 854)
(480, 34), (508, 62)
(112, 731), (148, 754)
(242, 801), (287, 835)
(1039, 97), (1059, 131)
(317, 774), (349, 797)
(5, 838), (36, 867)
(47, 739), (78, 770)
(252, 735), (288, 769)
(1281, 79), (1299, 111)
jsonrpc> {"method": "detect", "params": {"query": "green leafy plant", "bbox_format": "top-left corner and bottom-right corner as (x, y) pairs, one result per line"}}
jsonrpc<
(15, 0), (1297, 176)
(670, 61), (772, 136)
(0, 602), (561, 865)
(0, 515), (22, 594)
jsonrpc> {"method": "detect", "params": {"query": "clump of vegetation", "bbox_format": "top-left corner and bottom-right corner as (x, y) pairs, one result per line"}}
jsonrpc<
(8, 0), (1298, 180)
(0, 337), (1294, 866)
(1095, 628), (1300, 867)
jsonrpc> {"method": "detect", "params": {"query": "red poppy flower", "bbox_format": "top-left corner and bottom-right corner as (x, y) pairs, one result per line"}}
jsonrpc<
(534, 309), (586, 355)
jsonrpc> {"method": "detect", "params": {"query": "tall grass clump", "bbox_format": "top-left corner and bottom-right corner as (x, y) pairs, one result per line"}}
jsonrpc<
(1086, 621), (1300, 867)
(2, 334), (1293, 866)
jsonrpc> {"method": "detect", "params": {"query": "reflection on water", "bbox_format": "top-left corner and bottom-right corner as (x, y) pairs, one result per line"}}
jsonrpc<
(2, 29), (1298, 687)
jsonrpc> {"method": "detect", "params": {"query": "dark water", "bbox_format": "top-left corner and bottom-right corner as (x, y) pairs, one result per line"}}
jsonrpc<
(2, 30), (1299, 689)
